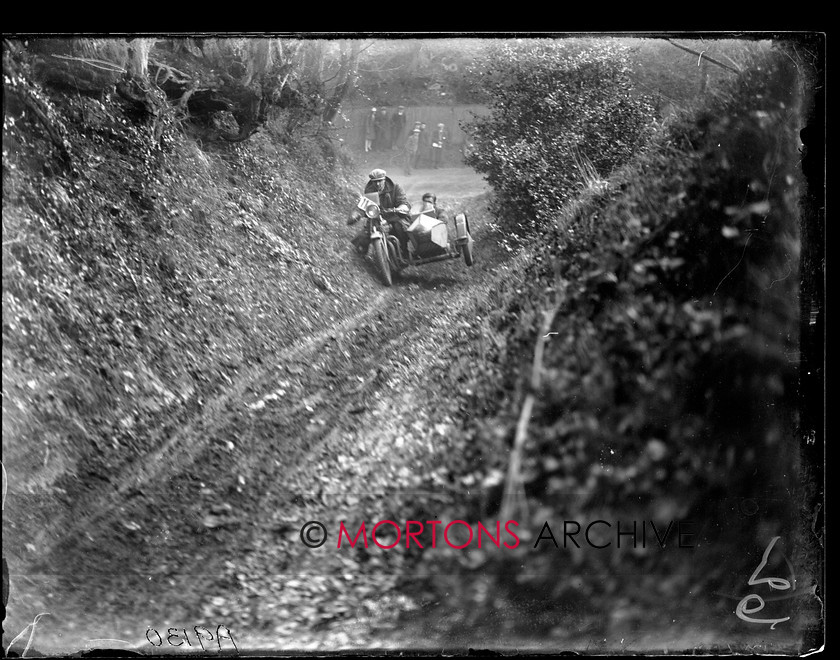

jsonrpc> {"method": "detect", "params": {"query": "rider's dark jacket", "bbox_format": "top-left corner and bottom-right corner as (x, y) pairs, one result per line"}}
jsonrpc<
(364, 176), (409, 222)
(363, 176), (411, 256)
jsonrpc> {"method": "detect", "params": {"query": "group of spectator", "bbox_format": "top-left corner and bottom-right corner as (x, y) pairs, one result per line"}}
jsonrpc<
(362, 106), (450, 174)
(403, 120), (448, 175)
(364, 106), (408, 152)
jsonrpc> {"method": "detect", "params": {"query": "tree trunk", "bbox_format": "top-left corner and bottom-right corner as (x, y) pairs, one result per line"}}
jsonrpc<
(116, 38), (164, 119)
(322, 41), (360, 126)
(302, 41), (324, 87)
(242, 38), (273, 87)
(125, 38), (155, 80)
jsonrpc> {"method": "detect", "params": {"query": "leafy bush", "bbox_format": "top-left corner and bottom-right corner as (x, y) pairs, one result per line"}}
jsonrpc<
(463, 39), (657, 230)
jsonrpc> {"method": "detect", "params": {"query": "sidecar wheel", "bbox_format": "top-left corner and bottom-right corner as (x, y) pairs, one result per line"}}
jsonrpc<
(462, 234), (474, 267)
(372, 238), (392, 287)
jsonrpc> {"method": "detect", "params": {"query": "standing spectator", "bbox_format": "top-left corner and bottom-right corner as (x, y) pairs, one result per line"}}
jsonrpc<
(364, 107), (377, 153)
(415, 122), (430, 169)
(408, 121), (421, 164)
(389, 105), (407, 150)
(323, 99), (340, 126)
(431, 122), (447, 169)
(374, 108), (389, 151)
(404, 127), (420, 176)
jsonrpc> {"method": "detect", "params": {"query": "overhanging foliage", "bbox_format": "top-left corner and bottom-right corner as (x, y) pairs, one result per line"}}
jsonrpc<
(463, 40), (658, 229)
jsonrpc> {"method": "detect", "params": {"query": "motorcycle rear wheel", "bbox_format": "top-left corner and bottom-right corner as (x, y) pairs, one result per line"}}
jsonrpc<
(372, 237), (392, 287)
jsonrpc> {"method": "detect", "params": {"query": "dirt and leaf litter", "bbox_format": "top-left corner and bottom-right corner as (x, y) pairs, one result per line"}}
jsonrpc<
(149, 212), (487, 649)
(199, 281), (493, 648)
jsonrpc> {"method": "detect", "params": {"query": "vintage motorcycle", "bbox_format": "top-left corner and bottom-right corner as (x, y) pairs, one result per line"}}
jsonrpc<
(347, 191), (474, 287)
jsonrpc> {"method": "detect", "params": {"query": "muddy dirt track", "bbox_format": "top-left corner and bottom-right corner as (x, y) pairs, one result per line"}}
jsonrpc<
(7, 167), (522, 653)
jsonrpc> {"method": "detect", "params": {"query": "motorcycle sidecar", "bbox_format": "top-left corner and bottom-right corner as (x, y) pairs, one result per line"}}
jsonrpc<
(407, 210), (474, 267)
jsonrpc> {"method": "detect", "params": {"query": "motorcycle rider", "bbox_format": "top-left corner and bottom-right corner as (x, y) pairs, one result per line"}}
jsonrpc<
(349, 168), (412, 262)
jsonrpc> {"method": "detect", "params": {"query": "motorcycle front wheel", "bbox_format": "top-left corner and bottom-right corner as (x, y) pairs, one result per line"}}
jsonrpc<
(371, 237), (393, 287)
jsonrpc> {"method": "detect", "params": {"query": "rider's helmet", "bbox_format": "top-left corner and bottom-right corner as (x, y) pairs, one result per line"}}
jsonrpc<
(368, 169), (387, 181)
(422, 193), (437, 204)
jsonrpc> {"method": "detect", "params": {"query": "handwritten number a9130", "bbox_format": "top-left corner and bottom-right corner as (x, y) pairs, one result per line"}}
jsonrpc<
(735, 536), (791, 629)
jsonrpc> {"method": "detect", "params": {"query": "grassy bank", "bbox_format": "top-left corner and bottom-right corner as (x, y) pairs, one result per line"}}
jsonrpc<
(2, 67), (374, 562)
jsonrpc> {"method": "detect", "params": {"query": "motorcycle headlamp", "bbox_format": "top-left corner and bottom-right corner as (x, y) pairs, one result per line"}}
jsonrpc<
(365, 204), (380, 219)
